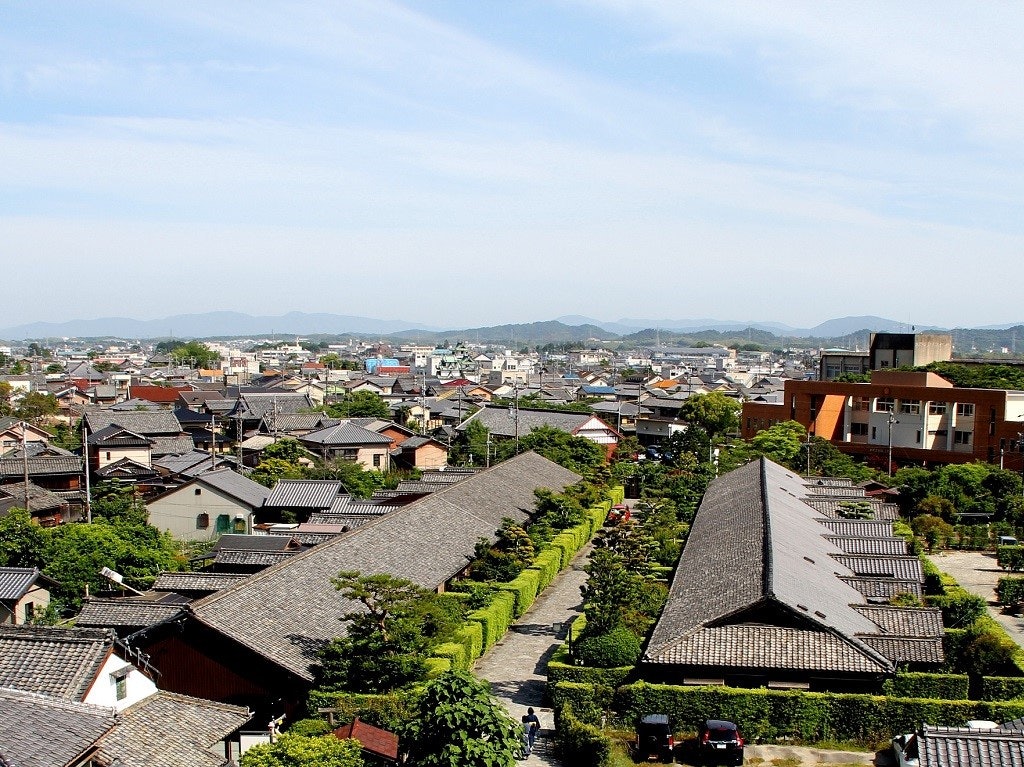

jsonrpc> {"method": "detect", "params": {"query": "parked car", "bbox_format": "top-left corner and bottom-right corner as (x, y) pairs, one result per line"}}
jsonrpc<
(645, 445), (662, 461)
(697, 719), (744, 765)
(636, 713), (675, 763)
(891, 732), (919, 767)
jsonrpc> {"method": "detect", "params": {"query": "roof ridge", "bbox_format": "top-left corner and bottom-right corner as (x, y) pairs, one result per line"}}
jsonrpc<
(759, 457), (773, 598)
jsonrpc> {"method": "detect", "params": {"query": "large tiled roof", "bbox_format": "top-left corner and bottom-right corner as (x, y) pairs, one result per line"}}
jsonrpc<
(645, 458), (940, 676)
(859, 636), (945, 664)
(75, 598), (185, 629)
(263, 413), (341, 433)
(0, 455), (84, 477)
(85, 409), (183, 436)
(0, 625), (114, 701)
(212, 534), (300, 553)
(193, 469), (269, 509)
(0, 567), (53, 601)
(189, 451), (580, 681)
(802, 497), (901, 521)
(819, 519), (895, 537)
(456, 405), (598, 438)
(825, 536), (908, 556)
(840, 576), (922, 601)
(96, 691), (250, 767)
(214, 550), (298, 567)
(300, 422), (393, 447)
(233, 392), (314, 419)
(150, 435), (198, 457)
(0, 688), (115, 767)
(152, 571), (249, 593)
(0, 481), (66, 511)
(265, 479), (343, 509)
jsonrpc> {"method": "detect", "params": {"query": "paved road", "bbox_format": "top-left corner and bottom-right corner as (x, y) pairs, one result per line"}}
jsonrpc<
(928, 550), (1024, 647)
(474, 543), (592, 765)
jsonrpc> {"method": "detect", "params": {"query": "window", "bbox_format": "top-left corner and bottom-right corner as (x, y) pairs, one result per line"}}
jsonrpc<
(23, 601), (34, 623)
(916, 430), (922, 443)
(373, 454), (382, 468)
(111, 668), (130, 701)
(196, 513), (210, 529)
(340, 448), (358, 462)
(956, 403), (975, 417)
(871, 426), (877, 440)
(233, 517), (247, 534)
(928, 429), (948, 437)
(215, 514), (231, 532)
(899, 400), (921, 415)
(105, 451), (111, 460)
(954, 431), (972, 445)
(194, 488), (202, 495)
(852, 397), (871, 412)
(851, 423), (869, 436)
(875, 397), (895, 413)
(929, 401), (948, 415)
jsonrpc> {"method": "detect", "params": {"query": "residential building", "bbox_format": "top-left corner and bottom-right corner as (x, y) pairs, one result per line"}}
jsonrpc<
(456, 405), (620, 458)
(818, 332), (953, 381)
(0, 567), (57, 624)
(145, 468), (269, 541)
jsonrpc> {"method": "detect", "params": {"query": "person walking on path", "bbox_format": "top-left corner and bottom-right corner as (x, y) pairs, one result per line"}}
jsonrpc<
(524, 707), (541, 755)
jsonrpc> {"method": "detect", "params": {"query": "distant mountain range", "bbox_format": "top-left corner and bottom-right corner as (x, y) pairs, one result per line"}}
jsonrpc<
(2, 311), (1022, 349)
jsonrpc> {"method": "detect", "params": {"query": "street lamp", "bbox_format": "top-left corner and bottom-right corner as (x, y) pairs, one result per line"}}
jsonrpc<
(887, 412), (900, 477)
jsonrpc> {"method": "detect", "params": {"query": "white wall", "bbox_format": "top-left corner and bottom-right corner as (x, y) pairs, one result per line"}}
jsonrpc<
(85, 654), (156, 711)
(147, 484), (252, 541)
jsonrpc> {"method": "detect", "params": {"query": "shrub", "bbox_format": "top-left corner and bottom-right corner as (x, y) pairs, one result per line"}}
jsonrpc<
(468, 590), (516, 652)
(530, 550), (561, 591)
(499, 568), (540, 618)
(432, 641), (469, 673)
(305, 689), (417, 732)
(999, 546), (1024, 572)
(548, 645), (634, 689)
(997, 577), (1024, 607)
(556, 703), (613, 767)
(927, 589), (987, 628)
(981, 676), (1024, 701)
(286, 718), (333, 737)
(573, 627), (642, 669)
(881, 672), (969, 700)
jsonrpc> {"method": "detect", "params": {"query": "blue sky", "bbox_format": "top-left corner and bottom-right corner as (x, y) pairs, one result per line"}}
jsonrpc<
(2, 1), (1021, 330)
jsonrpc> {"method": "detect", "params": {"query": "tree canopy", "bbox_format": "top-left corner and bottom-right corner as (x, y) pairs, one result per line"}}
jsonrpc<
(162, 340), (221, 369)
(325, 391), (391, 419)
(240, 734), (364, 767)
(678, 391), (741, 438)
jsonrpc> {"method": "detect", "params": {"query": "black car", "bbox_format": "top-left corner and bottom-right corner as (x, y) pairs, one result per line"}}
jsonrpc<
(697, 719), (744, 765)
(636, 713), (675, 763)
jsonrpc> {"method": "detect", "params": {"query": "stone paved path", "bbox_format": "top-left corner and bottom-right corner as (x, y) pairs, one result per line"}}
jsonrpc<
(928, 550), (1024, 648)
(475, 543), (593, 766)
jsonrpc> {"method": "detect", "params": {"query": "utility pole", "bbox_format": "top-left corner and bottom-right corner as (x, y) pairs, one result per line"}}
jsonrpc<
(887, 412), (900, 477)
(82, 415), (91, 523)
(210, 413), (218, 470)
(20, 421), (30, 513)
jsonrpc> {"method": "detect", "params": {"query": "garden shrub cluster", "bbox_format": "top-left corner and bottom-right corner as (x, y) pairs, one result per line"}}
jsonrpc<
(555, 703), (613, 767)
(998, 545), (1024, 572)
(980, 676), (1024, 702)
(997, 577), (1024, 607)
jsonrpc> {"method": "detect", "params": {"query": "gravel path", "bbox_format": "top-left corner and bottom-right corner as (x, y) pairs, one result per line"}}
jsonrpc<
(926, 550), (1024, 646)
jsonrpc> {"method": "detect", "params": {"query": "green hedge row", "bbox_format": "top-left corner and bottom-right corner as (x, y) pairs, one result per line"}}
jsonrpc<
(998, 545), (1024, 572)
(997, 577), (1024, 606)
(555, 703), (613, 767)
(500, 568), (541, 618)
(305, 688), (417, 732)
(881, 672), (969, 700)
(547, 644), (634, 689)
(468, 590), (517, 653)
(605, 681), (1024, 744)
(981, 676), (1024, 702)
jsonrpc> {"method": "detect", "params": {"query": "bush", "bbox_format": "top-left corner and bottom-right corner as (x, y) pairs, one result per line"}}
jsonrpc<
(573, 627), (642, 669)
(881, 672), (969, 700)
(556, 703), (613, 767)
(530, 551), (561, 592)
(981, 676), (1024, 701)
(468, 590), (516, 652)
(454, 623), (484, 667)
(286, 718), (333, 737)
(432, 642), (469, 673)
(548, 645), (634, 689)
(499, 568), (540, 618)
(997, 577), (1024, 607)
(998, 545), (1024, 572)
(305, 689), (417, 732)
(927, 589), (987, 628)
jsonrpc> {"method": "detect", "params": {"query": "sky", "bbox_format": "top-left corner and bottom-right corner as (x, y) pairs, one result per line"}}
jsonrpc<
(2, 1), (1022, 330)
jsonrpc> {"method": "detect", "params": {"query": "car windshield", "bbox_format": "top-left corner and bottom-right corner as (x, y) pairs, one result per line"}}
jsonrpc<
(709, 727), (736, 740)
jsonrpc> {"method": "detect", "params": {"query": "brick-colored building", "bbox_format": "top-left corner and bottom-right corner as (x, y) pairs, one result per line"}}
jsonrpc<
(742, 371), (1024, 472)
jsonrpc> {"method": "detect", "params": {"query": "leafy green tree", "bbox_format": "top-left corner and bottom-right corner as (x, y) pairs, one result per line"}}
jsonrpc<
(315, 572), (460, 694)
(916, 495), (956, 522)
(91, 481), (149, 526)
(495, 425), (606, 473)
(46, 362), (64, 374)
(0, 507), (47, 568)
(910, 513), (955, 551)
(319, 353), (343, 370)
(0, 382), (12, 416)
(240, 734), (364, 767)
(581, 547), (665, 637)
(679, 391), (741, 439)
(167, 340), (221, 369)
(51, 419), (83, 451)
(401, 671), (521, 767)
(326, 391), (391, 419)
(748, 420), (806, 465)
(450, 419), (490, 467)
(262, 437), (308, 462)
(13, 391), (59, 424)
(250, 457), (307, 488)
(305, 460), (384, 499)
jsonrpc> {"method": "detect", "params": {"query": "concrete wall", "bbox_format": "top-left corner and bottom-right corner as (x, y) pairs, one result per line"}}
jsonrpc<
(147, 484), (252, 541)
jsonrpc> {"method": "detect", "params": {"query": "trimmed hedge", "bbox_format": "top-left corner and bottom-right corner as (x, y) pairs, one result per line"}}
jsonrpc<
(997, 577), (1024, 607)
(432, 641), (469, 673)
(547, 645), (634, 689)
(305, 689), (417, 732)
(424, 656), (450, 678)
(927, 588), (987, 628)
(556, 703), (613, 767)
(998, 545), (1024, 572)
(530, 551), (562, 592)
(499, 568), (541, 618)
(881, 672), (969, 700)
(611, 681), (1024, 744)
(981, 676), (1024, 702)
(469, 590), (517, 652)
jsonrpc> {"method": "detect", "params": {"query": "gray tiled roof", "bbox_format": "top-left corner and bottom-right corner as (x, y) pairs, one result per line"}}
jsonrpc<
(456, 405), (601, 438)
(859, 636), (945, 664)
(154, 450), (222, 475)
(96, 691), (250, 767)
(819, 519), (895, 537)
(75, 598), (185, 629)
(152, 571), (249, 593)
(150, 435), (198, 457)
(85, 409), (183, 435)
(644, 625), (889, 673)
(0, 688), (116, 767)
(0, 481), (66, 511)
(804, 485), (868, 498)
(853, 605), (944, 637)
(0, 567), (52, 601)
(193, 469), (269, 509)
(0, 625), (115, 701)
(212, 534), (299, 553)
(645, 458), (938, 676)
(190, 451), (580, 681)
(213, 550), (298, 567)
(262, 413), (341, 434)
(325, 496), (403, 516)
(0, 455), (84, 477)
(299, 422), (393, 446)
(803, 498), (901, 521)
(919, 724), (1024, 767)
(265, 479), (343, 509)
(825, 536), (908, 556)
(832, 554), (923, 580)
(840, 576), (922, 601)
(234, 392), (314, 419)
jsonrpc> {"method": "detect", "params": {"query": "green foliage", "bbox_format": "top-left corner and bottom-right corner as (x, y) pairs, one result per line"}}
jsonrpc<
(305, 689), (417, 733)
(250, 457), (306, 488)
(239, 733), (364, 767)
(912, 514), (956, 551)
(314, 572), (461, 694)
(262, 437), (308, 462)
(401, 671), (522, 767)
(997, 577), (1024, 606)
(287, 718), (334, 737)
(555, 703), (613, 767)
(980, 676), (1024, 702)
(573, 627), (642, 669)
(496, 424), (607, 474)
(679, 392), (741, 438)
(12, 391), (59, 423)
(468, 591), (516, 652)
(896, 463), (1024, 522)
(165, 340), (221, 369)
(748, 420), (806, 465)
(998, 546), (1024, 572)
(959, 623), (1021, 677)
(923, 362), (1024, 391)
(880, 672), (969, 700)
(43, 519), (183, 608)
(498, 568), (540, 618)
(91, 481), (149, 526)
(326, 391), (391, 419)
(926, 588), (987, 628)
(580, 547), (666, 638)
(548, 646), (634, 690)
(0, 507), (46, 568)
